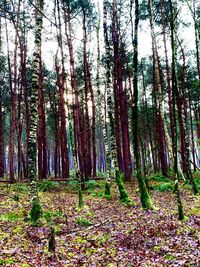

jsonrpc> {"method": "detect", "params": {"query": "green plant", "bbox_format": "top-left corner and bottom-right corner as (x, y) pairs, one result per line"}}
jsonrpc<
(43, 210), (52, 223)
(69, 169), (76, 179)
(96, 171), (107, 178)
(76, 216), (93, 226)
(12, 184), (29, 192)
(86, 180), (97, 191)
(97, 191), (104, 198)
(54, 209), (63, 217)
(147, 172), (171, 183)
(0, 212), (23, 222)
(37, 181), (59, 192)
(164, 254), (176, 261)
(0, 258), (15, 265)
(78, 187), (84, 208)
(149, 182), (174, 192)
(89, 192), (97, 197)
(67, 180), (79, 191)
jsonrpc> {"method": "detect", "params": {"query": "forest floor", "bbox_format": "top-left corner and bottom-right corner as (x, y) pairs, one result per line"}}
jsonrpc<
(0, 178), (199, 267)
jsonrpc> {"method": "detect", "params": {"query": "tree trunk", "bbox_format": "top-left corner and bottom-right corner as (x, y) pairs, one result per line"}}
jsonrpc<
(111, 8), (132, 180)
(0, 18), (4, 179)
(160, 0), (174, 144)
(63, 1), (85, 184)
(169, 0), (185, 219)
(28, 0), (44, 181)
(131, 0), (154, 209)
(149, 0), (174, 170)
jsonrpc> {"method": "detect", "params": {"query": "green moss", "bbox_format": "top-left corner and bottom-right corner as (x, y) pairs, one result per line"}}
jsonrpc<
(13, 194), (20, 201)
(21, 263), (31, 267)
(104, 181), (111, 200)
(137, 170), (154, 210)
(191, 179), (199, 195)
(0, 212), (23, 222)
(189, 207), (200, 216)
(13, 226), (23, 234)
(153, 245), (160, 252)
(29, 196), (42, 226)
(115, 171), (134, 206)
(164, 254), (176, 261)
(173, 181), (185, 221)
(0, 258), (16, 265)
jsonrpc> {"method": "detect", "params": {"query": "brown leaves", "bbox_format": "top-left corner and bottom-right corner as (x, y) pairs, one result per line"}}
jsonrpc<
(0, 183), (199, 266)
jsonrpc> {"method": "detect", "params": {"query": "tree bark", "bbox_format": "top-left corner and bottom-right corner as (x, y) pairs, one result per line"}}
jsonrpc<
(28, 0), (44, 181)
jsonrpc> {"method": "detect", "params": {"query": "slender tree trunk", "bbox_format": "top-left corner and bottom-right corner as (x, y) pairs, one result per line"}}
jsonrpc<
(160, 0), (174, 143)
(131, 0), (154, 209)
(103, 0), (131, 203)
(149, 0), (174, 170)
(38, 57), (44, 180)
(56, 0), (69, 179)
(28, 0), (44, 181)
(194, 107), (200, 158)
(113, 74), (124, 172)
(141, 62), (156, 173)
(96, 4), (107, 175)
(17, 75), (23, 180)
(169, 0), (185, 220)
(0, 18), (4, 179)
(192, 0), (200, 79)
(0, 100), (4, 179)
(5, 17), (16, 182)
(188, 90), (196, 171)
(82, 8), (92, 179)
(63, 1), (84, 185)
(112, 2), (132, 180)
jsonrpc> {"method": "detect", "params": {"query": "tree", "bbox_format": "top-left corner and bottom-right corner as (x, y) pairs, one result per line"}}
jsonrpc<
(28, 0), (44, 181)
(131, 0), (154, 209)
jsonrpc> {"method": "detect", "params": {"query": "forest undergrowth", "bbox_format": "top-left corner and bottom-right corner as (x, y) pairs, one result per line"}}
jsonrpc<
(0, 176), (199, 267)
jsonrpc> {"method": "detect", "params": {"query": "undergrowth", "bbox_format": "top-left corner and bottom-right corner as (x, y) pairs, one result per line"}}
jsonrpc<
(76, 216), (93, 226)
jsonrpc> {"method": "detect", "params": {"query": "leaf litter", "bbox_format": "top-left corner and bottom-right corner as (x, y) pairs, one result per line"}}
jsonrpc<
(0, 182), (199, 266)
